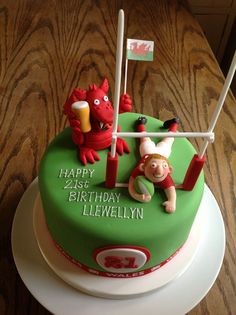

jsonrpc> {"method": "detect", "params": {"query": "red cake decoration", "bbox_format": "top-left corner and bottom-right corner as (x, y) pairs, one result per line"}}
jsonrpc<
(63, 78), (132, 165)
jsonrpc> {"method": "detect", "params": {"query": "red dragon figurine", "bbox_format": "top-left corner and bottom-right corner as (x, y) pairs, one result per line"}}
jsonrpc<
(63, 78), (132, 165)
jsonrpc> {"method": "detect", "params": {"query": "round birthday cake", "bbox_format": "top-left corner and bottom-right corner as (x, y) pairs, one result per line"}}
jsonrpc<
(38, 106), (204, 277)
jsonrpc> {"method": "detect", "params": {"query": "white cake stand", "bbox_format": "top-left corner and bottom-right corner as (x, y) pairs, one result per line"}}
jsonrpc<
(11, 178), (225, 315)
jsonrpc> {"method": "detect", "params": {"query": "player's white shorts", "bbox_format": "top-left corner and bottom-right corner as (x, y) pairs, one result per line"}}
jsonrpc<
(139, 137), (174, 158)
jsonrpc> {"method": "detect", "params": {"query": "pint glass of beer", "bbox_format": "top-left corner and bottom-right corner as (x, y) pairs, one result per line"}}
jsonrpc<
(71, 101), (91, 133)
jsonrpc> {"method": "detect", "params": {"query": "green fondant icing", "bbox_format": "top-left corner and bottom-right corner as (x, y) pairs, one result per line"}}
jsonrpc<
(39, 113), (204, 273)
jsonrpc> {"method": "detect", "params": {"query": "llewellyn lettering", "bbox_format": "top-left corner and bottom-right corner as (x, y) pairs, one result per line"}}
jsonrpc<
(82, 204), (144, 220)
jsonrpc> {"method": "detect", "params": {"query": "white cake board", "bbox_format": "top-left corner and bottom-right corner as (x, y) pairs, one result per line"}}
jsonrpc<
(33, 193), (203, 299)
(11, 178), (225, 315)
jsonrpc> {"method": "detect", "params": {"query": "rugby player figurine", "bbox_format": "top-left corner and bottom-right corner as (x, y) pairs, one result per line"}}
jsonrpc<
(128, 117), (179, 213)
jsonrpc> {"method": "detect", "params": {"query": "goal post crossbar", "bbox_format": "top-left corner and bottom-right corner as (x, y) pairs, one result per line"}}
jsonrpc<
(112, 131), (214, 142)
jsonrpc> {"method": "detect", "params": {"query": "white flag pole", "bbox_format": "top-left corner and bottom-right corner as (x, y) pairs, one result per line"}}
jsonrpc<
(110, 9), (124, 158)
(199, 50), (236, 158)
(124, 58), (128, 94)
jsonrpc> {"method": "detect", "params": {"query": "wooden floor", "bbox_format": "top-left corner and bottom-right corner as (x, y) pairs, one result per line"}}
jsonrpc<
(0, 0), (235, 314)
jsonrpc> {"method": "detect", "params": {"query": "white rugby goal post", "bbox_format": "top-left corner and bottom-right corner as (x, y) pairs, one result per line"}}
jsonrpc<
(105, 9), (236, 190)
